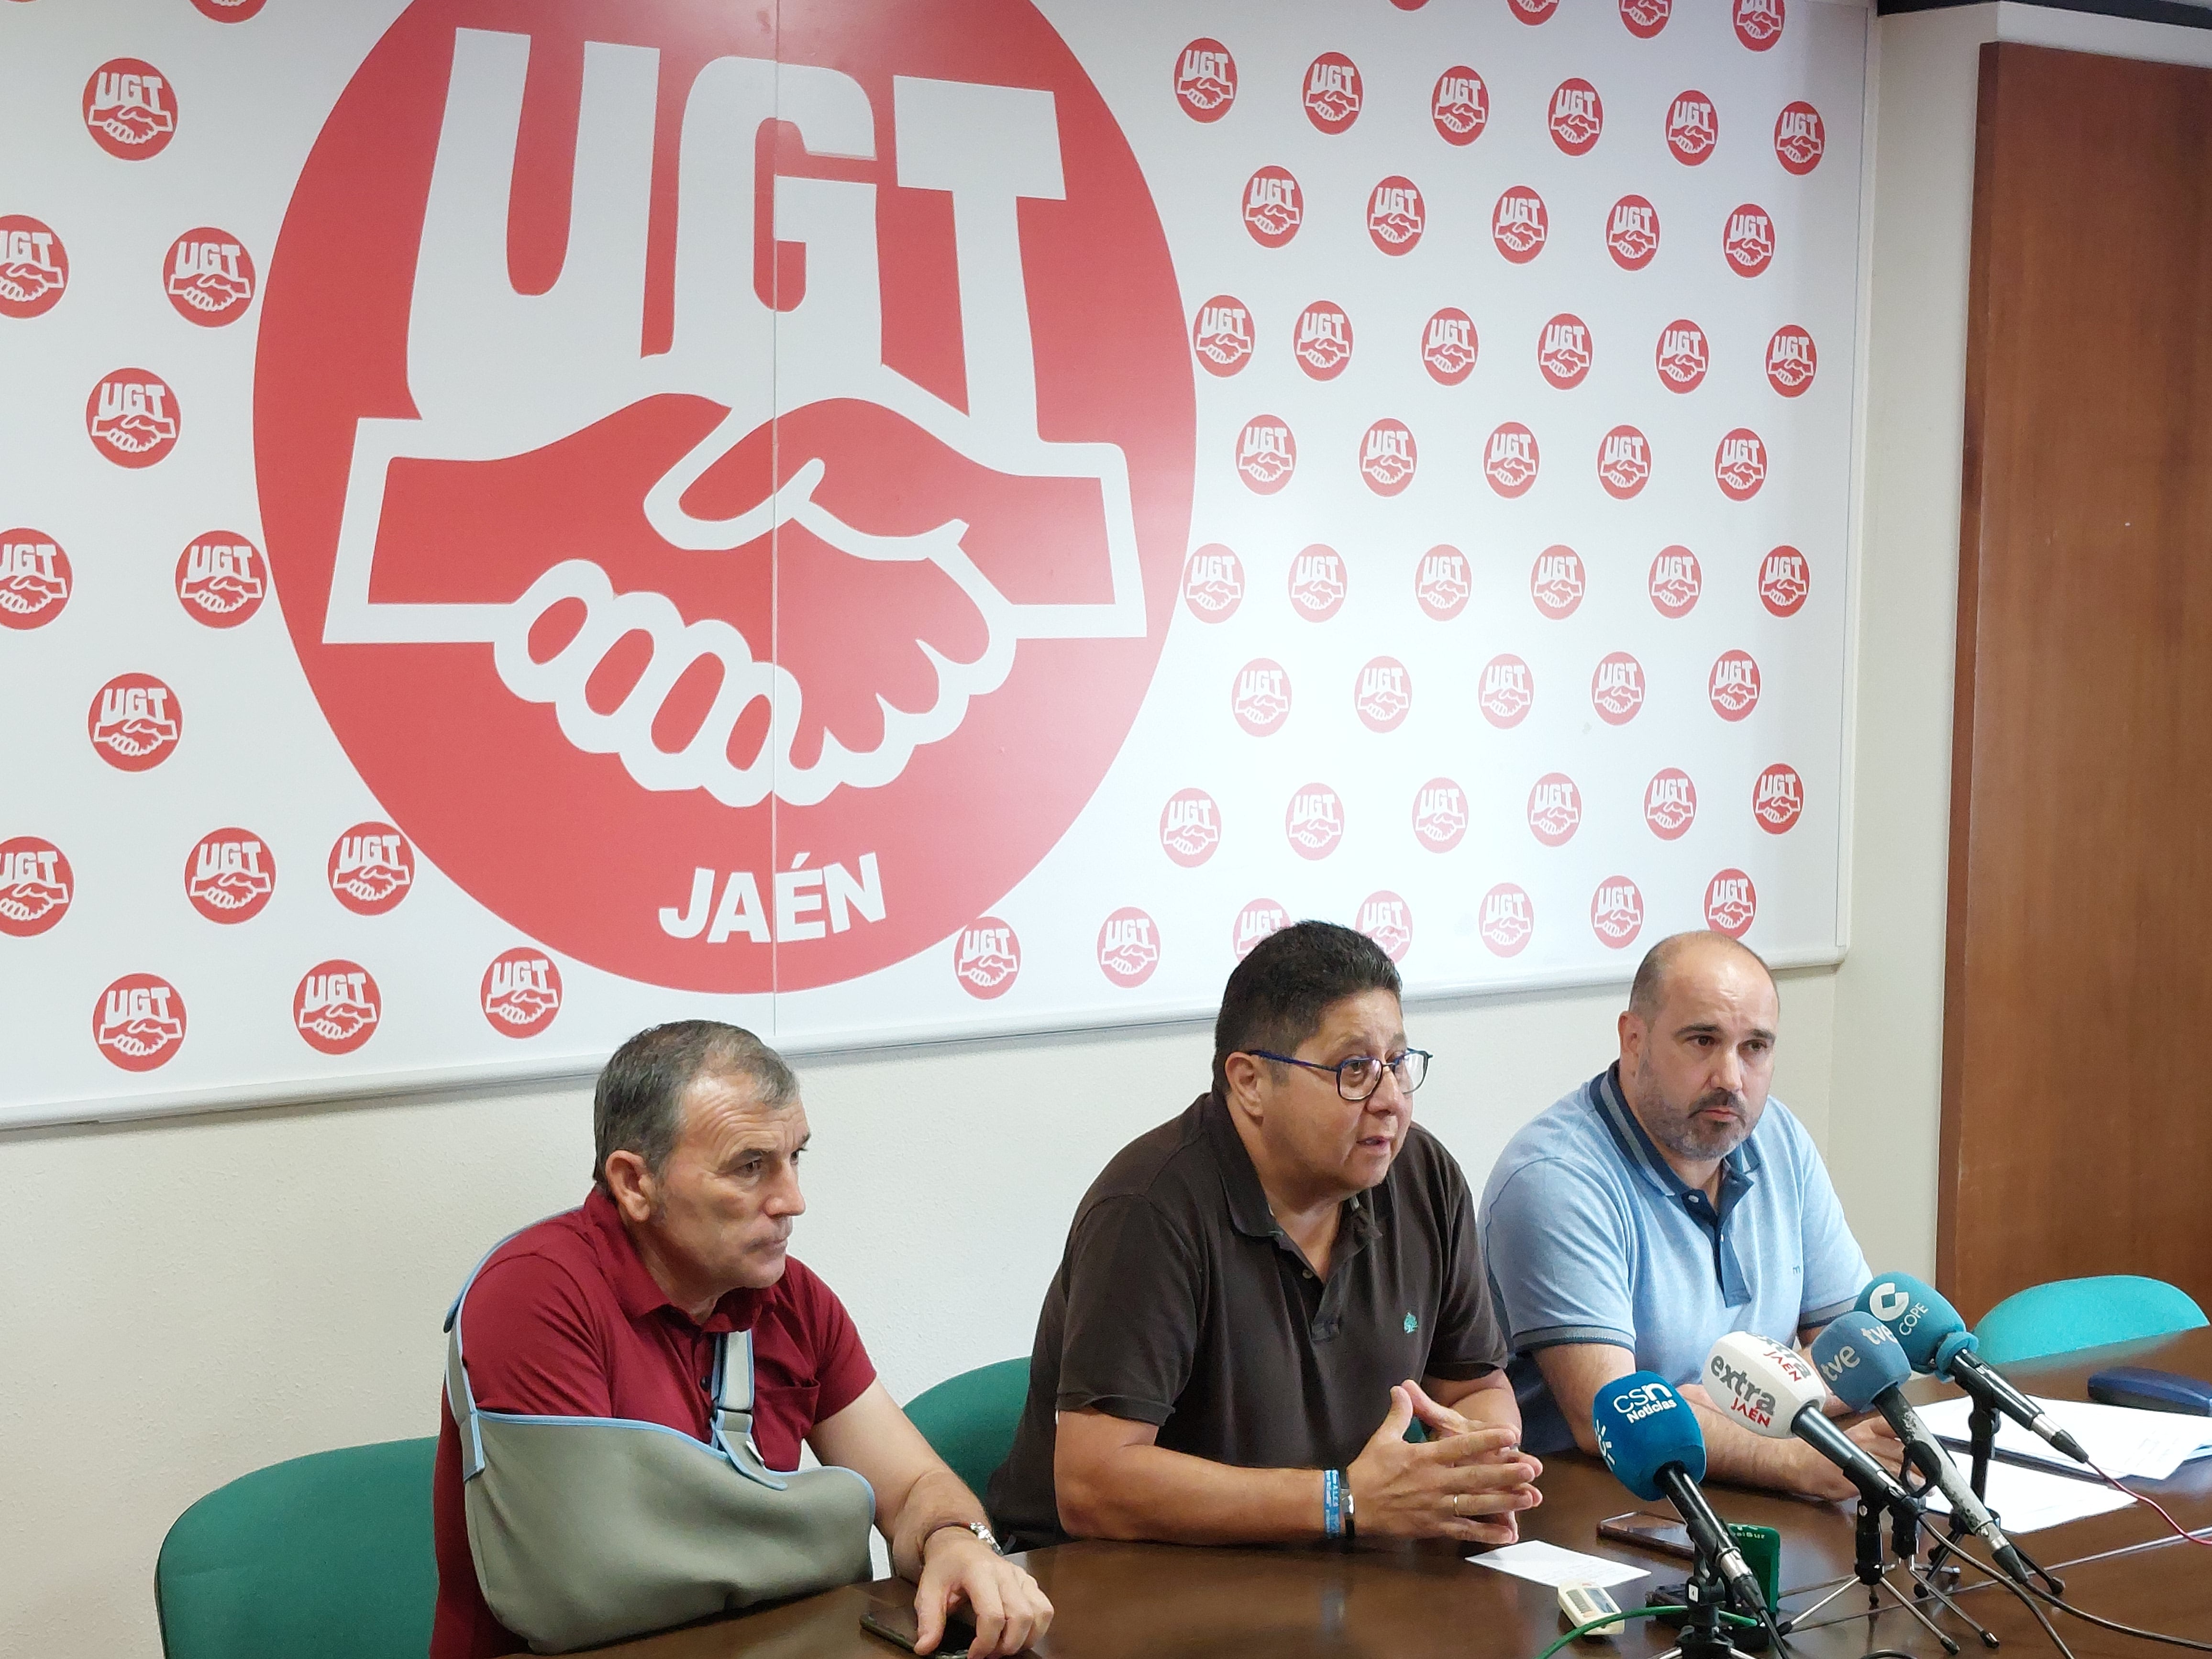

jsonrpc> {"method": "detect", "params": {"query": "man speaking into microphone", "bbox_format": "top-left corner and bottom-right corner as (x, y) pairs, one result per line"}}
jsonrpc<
(1478, 931), (1902, 1499)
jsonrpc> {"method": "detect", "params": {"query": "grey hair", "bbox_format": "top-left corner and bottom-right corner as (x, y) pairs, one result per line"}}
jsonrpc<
(1627, 930), (1776, 1021)
(591, 1021), (798, 1189)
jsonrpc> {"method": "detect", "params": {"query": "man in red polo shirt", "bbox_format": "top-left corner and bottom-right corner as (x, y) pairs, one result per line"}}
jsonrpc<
(432, 1021), (1049, 1658)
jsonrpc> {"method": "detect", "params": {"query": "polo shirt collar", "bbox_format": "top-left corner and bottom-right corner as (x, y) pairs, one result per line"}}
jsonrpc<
(582, 1185), (753, 1333)
(1199, 1090), (1382, 1249)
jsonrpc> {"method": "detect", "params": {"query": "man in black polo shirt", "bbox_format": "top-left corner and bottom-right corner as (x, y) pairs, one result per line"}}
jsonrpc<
(988, 922), (1541, 1549)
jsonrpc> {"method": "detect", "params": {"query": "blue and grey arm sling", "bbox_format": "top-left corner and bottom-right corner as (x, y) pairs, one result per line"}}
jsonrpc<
(443, 1230), (875, 1654)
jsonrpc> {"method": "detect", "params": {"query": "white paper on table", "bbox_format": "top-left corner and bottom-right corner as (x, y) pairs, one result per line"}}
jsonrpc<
(1467, 1539), (1652, 1588)
(1916, 1394), (2212, 1482)
(1919, 1458), (2137, 1533)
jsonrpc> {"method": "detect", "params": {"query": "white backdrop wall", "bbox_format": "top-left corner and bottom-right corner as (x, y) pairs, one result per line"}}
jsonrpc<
(39, 2), (2212, 1657)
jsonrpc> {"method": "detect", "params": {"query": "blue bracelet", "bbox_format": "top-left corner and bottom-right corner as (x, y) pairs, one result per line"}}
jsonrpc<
(1323, 1467), (1343, 1540)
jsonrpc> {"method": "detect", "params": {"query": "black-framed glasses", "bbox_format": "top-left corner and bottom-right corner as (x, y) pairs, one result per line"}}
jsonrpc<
(1247, 1048), (1431, 1102)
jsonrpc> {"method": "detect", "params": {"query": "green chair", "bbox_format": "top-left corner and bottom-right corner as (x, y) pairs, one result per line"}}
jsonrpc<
(1974, 1275), (2208, 1367)
(155, 1437), (440, 1659)
(905, 1359), (1031, 1497)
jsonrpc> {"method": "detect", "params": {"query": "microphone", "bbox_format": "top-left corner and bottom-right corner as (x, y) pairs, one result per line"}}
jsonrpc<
(1592, 1371), (1772, 1627)
(1813, 1312), (2032, 1584)
(1857, 1272), (2090, 1465)
(1704, 1331), (1923, 1524)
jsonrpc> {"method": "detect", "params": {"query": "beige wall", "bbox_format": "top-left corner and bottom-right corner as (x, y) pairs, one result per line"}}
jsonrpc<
(29, 4), (2212, 1654)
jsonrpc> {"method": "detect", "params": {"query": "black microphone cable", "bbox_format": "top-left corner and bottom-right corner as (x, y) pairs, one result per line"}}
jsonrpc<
(1935, 1538), (2078, 1659)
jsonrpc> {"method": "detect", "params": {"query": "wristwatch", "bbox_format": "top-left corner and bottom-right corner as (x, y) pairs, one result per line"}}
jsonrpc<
(932, 1520), (1002, 1554)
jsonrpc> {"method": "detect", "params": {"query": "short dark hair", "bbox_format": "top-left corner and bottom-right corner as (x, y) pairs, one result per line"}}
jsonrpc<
(1627, 930), (1776, 1021)
(1212, 921), (1401, 1098)
(592, 1021), (799, 1189)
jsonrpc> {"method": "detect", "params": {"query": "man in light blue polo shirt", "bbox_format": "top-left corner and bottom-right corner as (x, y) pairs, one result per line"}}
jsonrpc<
(1478, 931), (1900, 1499)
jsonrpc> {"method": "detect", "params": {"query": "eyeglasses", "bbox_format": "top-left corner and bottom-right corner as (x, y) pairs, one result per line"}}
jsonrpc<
(1247, 1048), (1431, 1102)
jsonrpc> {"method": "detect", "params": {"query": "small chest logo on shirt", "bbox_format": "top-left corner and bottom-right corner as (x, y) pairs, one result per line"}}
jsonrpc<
(1404, 1312), (1419, 1335)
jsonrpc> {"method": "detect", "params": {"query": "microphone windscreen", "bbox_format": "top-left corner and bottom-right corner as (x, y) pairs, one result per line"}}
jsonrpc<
(1855, 1272), (1969, 1371)
(1812, 1311), (1913, 1410)
(1592, 1371), (1707, 1502)
(1706, 1330), (1829, 1438)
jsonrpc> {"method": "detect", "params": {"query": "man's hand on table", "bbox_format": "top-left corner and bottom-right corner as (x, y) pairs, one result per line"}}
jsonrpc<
(915, 1528), (1052, 1657)
(1774, 1413), (1908, 1503)
(1347, 1380), (1544, 1546)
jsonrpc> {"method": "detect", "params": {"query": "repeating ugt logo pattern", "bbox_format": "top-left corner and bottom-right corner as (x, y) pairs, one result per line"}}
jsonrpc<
(256, 1), (1192, 997)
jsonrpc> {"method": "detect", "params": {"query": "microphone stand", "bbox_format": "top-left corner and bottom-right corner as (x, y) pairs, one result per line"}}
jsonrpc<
(1781, 1500), (1963, 1655)
(1672, 1550), (1759, 1659)
(1894, 1505), (2001, 1650)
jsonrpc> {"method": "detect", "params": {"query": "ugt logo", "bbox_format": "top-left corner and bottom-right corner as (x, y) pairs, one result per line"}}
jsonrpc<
(257, 1), (1191, 996)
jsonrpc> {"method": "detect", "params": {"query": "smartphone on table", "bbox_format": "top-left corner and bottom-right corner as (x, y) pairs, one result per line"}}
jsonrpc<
(860, 1581), (980, 1658)
(1596, 1510), (1696, 1560)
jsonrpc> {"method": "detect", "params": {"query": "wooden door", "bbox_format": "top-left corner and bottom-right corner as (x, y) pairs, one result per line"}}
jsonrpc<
(1942, 42), (2212, 1322)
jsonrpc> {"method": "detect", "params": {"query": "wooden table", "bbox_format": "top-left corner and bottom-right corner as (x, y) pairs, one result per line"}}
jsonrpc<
(600, 1331), (2212, 1659)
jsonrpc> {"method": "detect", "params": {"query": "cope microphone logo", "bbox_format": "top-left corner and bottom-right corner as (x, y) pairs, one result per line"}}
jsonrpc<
(1285, 785), (1345, 860)
(0, 837), (73, 937)
(1183, 545), (1244, 623)
(1621, 0), (1672, 39)
(87, 369), (179, 467)
(328, 822), (416, 916)
(1303, 53), (1362, 134)
(1767, 326), (1817, 397)
(1233, 660), (1291, 736)
(1775, 102), (1825, 175)
(1237, 416), (1296, 492)
(482, 947), (563, 1036)
(258, 1), (1202, 999)
(0, 216), (68, 319)
(1716, 429), (1769, 500)
(94, 973), (186, 1072)
(88, 673), (181, 771)
(1360, 420), (1416, 496)
(1233, 899), (1287, 962)
(1289, 545), (1346, 620)
(1591, 877), (1645, 950)
(1735, 0), (1785, 52)
(1725, 206), (1776, 277)
(296, 960), (381, 1054)
(1705, 870), (1757, 939)
(1415, 545), (1471, 620)
(1159, 788), (1221, 867)
(0, 530), (71, 629)
(1422, 308), (1477, 386)
(1354, 657), (1411, 732)
(1192, 296), (1253, 377)
(1358, 891), (1412, 962)
(165, 228), (255, 326)
(1592, 652), (1646, 725)
(1537, 315), (1592, 389)
(1412, 778), (1468, 853)
(1607, 196), (1659, 271)
(1527, 774), (1582, 847)
(1175, 39), (1236, 122)
(1294, 301), (1352, 380)
(1492, 187), (1548, 264)
(1597, 426), (1651, 499)
(176, 531), (267, 627)
(185, 828), (276, 923)
(952, 916), (1020, 999)
(1480, 884), (1534, 958)
(1645, 769), (1697, 840)
(1097, 907), (1159, 988)
(1754, 763), (1804, 833)
(1479, 654), (1534, 729)
(1485, 423), (1539, 497)
(1656, 320), (1708, 393)
(1245, 166), (1303, 247)
(1649, 546), (1702, 618)
(1710, 650), (1763, 720)
(1368, 178), (1424, 256)
(1548, 80), (1603, 156)
(1432, 68), (1488, 146)
(1666, 93), (1716, 163)
(83, 59), (177, 159)
(1760, 547), (1810, 616)
(1531, 546), (1585, 619)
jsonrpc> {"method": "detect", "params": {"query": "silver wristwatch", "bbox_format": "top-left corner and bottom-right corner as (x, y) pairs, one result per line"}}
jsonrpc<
(963, 1522), (1003, 1555)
